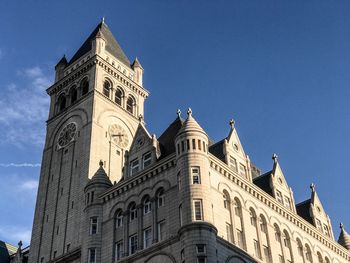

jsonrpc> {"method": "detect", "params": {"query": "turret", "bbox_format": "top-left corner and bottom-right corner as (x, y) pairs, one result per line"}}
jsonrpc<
(92, 26), (106, 56)
(175, 108), (217, 262)
(54, 55), (67, 81)
(131, 57), (144, 86)
(338, 223), (350, 250)
(82, 161), (112, 263)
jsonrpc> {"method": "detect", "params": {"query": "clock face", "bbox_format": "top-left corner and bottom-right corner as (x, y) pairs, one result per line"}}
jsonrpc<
(58, 122), (77, 148)
(109, 124), (129, 148)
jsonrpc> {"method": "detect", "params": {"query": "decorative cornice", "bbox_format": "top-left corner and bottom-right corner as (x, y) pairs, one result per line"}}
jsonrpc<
(208, 154), (350, 261)
(100, 154), (176, 202)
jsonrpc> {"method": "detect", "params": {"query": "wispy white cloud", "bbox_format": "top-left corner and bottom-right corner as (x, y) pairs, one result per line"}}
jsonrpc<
(19, 180), (39, 191)
(0, 163), (41, 167)
(0, 226), (31, 246)
(0, 66), (52, 147)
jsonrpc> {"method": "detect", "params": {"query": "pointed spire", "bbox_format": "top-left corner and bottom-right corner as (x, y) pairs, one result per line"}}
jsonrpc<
(177, 108), (207, 137)
(310, 183), (316, 193)
(229, 119), (235, 129)
(86, 160), (112, 188)
(272, 153), (278, 163)
(338, 223), (350, 250)
(101, 17), (105, 24)
(132, 57), (143, 70)
(177, 109), (181, 119)
(187, 108), (192, 117)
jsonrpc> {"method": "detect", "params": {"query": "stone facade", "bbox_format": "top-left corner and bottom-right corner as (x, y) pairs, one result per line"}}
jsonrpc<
(29, 20), (350, 263)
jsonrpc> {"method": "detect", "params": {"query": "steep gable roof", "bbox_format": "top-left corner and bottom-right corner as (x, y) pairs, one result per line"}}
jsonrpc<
(253, 171), (274, 197)
(209, 139), (225, 162)
(69, 21), (130, 66)
(158, 117), (184, 158)
(296, 199), (313, 225)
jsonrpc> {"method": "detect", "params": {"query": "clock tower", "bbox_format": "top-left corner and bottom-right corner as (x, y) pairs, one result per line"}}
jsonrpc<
(29, 20), (148, 263)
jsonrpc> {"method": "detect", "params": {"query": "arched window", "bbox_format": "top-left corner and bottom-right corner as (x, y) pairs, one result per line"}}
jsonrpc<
(70, 86), (77, 104)
(103, 79), (111, 98)
(259, 215), (270, 263)
(324, 257), (330, 263)
(143, 196), (151, 215)
(305, 244), (313, 263)
(58, 94), (66, 112)
(81, 78), (89, 95)
(249, 208), (261, 259)
(317, 252), (323, 263)
(129, 203), (137, 222)
(223, 191), (230, 209)
(115, 210), (123, 228)
(126, 96), (135, 114)
(157, 189), (164, 208)
(115, 88), (124, 106)
(233, 198), (244, 249)
(296, 238), (305, 262)
(283, 230), (293, 263)
(274, 224), (284, 262)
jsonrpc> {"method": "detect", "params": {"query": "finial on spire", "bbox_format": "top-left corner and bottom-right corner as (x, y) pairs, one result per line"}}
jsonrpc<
(340, 223), (344, 229)
(310, 183), (315, 192)
(177, 109), (181, 118)
(18, 240), (22, 249)
(99, 160), (103, 167)
(101, 17), (105, 24)
(272, 153), (278, 163)
(187, 108), (192, 117)
(229, 119), (235, 129)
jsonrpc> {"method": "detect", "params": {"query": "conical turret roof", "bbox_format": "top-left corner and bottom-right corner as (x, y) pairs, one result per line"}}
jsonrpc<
(177, 108), (207, 137)
(86, 160), (113, 188)
(69, 20), (130, 67)
(338, 223), (350, 250)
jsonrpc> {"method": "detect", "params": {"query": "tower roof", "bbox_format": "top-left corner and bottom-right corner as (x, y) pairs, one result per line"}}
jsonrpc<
(86, 160), (113, 188)
(158, 115), (184, 158)
(338, 223), (350, 250)
(177, 108), (207, 137)
(69, 20), (130, 67)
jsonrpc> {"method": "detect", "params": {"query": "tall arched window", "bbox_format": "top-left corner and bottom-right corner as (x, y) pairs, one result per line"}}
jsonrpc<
(274, 224), (284, 263)
(81, 78), (89, 95)
(70, 86), (77, 104)
(283, 230), (293, 263)
(126, 96), (135, 114)
(296, 238), (305, 263)
(103, 79), (111, 98)
(157, 189), (165, 208)
(223, 191), (230, 209)
(233, 198), (244, 249)
(259, 215), (271, 263)
(129, 202), (137, 222)
(115, 210), (123, 228)
(305, 244), (313, 263)
(143, 196), (151, 215)
(317, 252), (323, 263)
(249, 208), (261, 259)
(324, 257), (330, 263)
(223, 190), (233, 243)
(115, 87), (124, 106)
(58, 94), (66, 112)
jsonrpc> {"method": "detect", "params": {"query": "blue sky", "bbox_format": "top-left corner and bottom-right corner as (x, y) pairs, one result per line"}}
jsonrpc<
(0, 1), (350, 246)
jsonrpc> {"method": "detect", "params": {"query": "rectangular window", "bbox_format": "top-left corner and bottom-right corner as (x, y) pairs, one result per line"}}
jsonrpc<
(181, 141), (184, 152)
(198, 139), (202, 150)
(158, 221), (166, 241)
(203, 141), (206, 152)
(88, 248), (96, 263)
(236, 229), (244, 248)
(229, 156), (238, 172)
(130, 159), (139, 176)
(284, 196), (291, 209)
(142, 152), (152, 168)
(116, 214), (123, 228)
(53, 251), (57, 258)
(194, 199), (203, 221)
(192, 167), (201, 184)
(143, 228), (152, 249)
(263, 246), (270, 263)
(254, 239), (261, 259)
(275, 190), (283, 204)
(90, 217), (98, 235)
(197, 256), (206, 263)
(187, 139), (190, 150)
(129, 234), (138, 255)
(179, 204), (183, 226)
(196, 244), (206, 254)
(316, 219), (322, 231)
(239, 163), (247, 177)
(177, 144), (180, 155)
(115, 241), (123, 261)
(323, 224), (330, 236)
(192, 139), (196, 149)
(226, 223), (233, 243)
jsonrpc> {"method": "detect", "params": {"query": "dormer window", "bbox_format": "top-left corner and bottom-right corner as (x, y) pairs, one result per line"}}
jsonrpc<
(229, 156), (238, 172)
(284, 196), (291, 209)
(130, 159), (139, 176)
(142, 152), (152, 168)
(275, 190), (283, 204)
(239, 163), (247, 178)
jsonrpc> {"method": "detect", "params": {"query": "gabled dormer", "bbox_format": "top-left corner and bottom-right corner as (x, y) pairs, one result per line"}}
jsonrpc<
(125, 122), (160, 178)
(296, 184), (334, 239)
(210, 119), (252, 181)
(254, 154), (296, 212)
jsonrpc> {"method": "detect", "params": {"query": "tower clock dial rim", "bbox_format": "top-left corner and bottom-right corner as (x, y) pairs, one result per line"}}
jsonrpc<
(109, 124), (130, 148)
